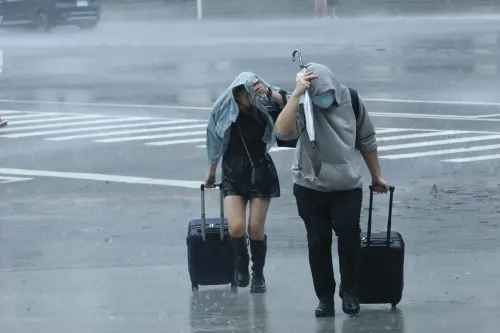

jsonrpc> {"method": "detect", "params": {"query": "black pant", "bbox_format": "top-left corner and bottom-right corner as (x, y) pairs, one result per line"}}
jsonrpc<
(293, 184), (362, 301)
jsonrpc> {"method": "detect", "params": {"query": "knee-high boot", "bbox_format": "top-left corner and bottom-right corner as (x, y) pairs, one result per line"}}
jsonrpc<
(231, 234), (250, 288)
(250, 235), (267, 293)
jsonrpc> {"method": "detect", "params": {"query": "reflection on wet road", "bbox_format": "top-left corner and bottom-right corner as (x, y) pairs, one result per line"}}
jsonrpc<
(1, 9), (500, 333)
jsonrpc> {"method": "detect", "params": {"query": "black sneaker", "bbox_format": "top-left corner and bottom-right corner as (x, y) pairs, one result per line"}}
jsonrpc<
(342, 291), (360, 315)
(315, 299), (335, 317)
(250, 274), (266, 293)
(0, 120), (7, 128)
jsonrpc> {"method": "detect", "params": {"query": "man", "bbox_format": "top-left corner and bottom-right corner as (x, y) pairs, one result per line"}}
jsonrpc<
(275, 63), (389, 317)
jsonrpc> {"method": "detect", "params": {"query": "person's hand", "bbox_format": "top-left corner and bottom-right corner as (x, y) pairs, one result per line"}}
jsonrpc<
(253, 81), (268, 96)
(293, 71), (318, 97)
(204, 167), (217, 188)
(372, 176), (390, 193)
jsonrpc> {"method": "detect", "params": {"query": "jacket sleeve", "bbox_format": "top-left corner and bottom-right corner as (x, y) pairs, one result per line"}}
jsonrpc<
(274, 103), (306, 141)
(206, 109), (223, 164)
(355, 95), (378, 152)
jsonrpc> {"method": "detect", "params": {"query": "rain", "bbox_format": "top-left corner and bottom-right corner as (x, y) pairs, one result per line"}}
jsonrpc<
(1, 0), (499, 332)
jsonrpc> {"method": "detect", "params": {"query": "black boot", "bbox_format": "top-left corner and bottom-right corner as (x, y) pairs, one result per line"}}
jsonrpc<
(250, 236), (267, 293)
(231, 235), (250, 288)
(315, 298), (335, 317)
(341, 286), (360, 315)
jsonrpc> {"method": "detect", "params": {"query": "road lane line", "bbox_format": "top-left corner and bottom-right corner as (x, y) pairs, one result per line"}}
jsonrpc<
(47, 124), (207, 141)
(0, 168), (201, 189)
(4, 113), (63, 120)
(380, 143), (500, 159)
(3, 119), (202, 138)
(0, 176), (33, 184)
(373, 128), (413, 134)
(0, 110), (57, 114)
(443, 154), (500, 163)
(9, 115), (105, 125)
(0, 117), (152, 134)
(146, 138), (207, 146)
(378, 134), (500, 151)
(94, 131), (205, 143)
(378, 130), (467, 142)
(2, 97), (500, 108)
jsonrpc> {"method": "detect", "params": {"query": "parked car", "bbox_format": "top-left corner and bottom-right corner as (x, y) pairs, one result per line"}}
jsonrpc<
(0, 0), (101, 31)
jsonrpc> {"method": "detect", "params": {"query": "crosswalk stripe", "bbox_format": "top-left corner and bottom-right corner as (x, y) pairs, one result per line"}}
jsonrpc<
(9, 115), (105, 125)
(378, 134), (500, 151)
(375, 128), (414, 134)
(0, 110), (42, 115)
(0, 117), (152, 134)
(47, 123), (207, 141)
(380, 143), (500, 159)
(94, 131), (205, 143)
(443, 154), (500, 163)
(378, 130), (466, 142)
(3, 119), (202, 138)
(4, 112), (63, 120)
(146, 138), (207, 146)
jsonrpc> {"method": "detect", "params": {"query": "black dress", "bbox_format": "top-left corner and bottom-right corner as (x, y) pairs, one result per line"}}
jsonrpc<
(221, 108), (280, 200)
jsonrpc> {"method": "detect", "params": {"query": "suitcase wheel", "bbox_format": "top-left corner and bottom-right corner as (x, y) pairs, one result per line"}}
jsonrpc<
(191, 282), (199, 292)
(391, 302), (398, 308)
(230, 282), (238, 292)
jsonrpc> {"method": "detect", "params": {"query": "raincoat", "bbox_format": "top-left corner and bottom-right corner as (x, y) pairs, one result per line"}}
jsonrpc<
(206, 72), (292, 165)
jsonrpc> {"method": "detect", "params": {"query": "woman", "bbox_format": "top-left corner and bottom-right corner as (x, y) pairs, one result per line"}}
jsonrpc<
(204, 72), (290, 293)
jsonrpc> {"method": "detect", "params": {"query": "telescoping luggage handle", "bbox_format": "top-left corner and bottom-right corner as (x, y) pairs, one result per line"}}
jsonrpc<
(200, 183), (225, 242)
(367, 185), (395, 247)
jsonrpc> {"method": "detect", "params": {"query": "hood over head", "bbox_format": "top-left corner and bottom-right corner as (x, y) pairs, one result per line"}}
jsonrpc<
(212, 72), (281, 121)
(304, 62), (344, 104)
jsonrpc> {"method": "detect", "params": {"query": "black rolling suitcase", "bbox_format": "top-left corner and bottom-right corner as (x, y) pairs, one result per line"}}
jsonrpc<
(186, 184), (237, 291)
(358, 185), (405, 307)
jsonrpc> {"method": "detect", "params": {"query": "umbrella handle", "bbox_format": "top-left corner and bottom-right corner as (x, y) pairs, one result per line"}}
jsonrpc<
(292, 49), (305, 69)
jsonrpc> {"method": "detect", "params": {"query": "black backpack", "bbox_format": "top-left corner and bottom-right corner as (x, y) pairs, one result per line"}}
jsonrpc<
(276, 87), (360, 148)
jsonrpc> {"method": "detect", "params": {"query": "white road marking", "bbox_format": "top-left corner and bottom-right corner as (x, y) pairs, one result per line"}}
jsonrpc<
(9, 114), (105, 125)
(377, 130), (466, 142)
(94, 131), (205, 143)
(0, 175), (33, 184)
(443, 154), (500, 163)
(0, 110), (55, 115)
(1, 97), (500, 108)
(3, 119), (202, 138)
(365, 98), (500, 107)
(472, 113), (500, 118)
(146, 138), (207, 146)
(3, 112), (63, 120)
(0, 168), (201, 189)
(373, 128), (412, 134)
(380, 143), (500, 159)
(47, 124), (207, 141)
(370, 112), (500, 122)
(379, 134), (500, 151)
(0, 117), (151, 134)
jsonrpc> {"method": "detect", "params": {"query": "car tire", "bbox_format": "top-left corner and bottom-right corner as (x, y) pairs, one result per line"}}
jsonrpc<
(33, 10), (52, 31)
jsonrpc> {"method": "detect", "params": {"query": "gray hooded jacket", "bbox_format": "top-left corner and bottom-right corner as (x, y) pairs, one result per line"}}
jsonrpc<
(275, 63), (378, 192)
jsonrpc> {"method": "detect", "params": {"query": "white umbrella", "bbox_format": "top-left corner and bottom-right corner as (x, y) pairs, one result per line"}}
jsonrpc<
(292, 49), (316, 149)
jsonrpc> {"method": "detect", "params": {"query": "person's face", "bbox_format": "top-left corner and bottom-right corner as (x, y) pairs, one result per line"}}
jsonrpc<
(235, 89), (253, 112)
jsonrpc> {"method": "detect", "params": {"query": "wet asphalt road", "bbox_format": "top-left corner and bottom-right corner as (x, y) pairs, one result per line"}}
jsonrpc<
(1, 8), (500, 333)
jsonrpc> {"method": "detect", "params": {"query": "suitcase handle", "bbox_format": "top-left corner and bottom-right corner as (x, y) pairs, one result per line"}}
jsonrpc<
(200, 183), (224, 242)
(367, 185), (395, 247)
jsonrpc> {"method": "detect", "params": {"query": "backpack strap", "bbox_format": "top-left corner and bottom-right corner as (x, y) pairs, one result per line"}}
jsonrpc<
(348, 87), (360, 122)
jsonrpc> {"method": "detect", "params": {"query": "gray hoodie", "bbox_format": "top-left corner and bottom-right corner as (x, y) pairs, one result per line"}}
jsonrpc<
(275, 63), (378, 192)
